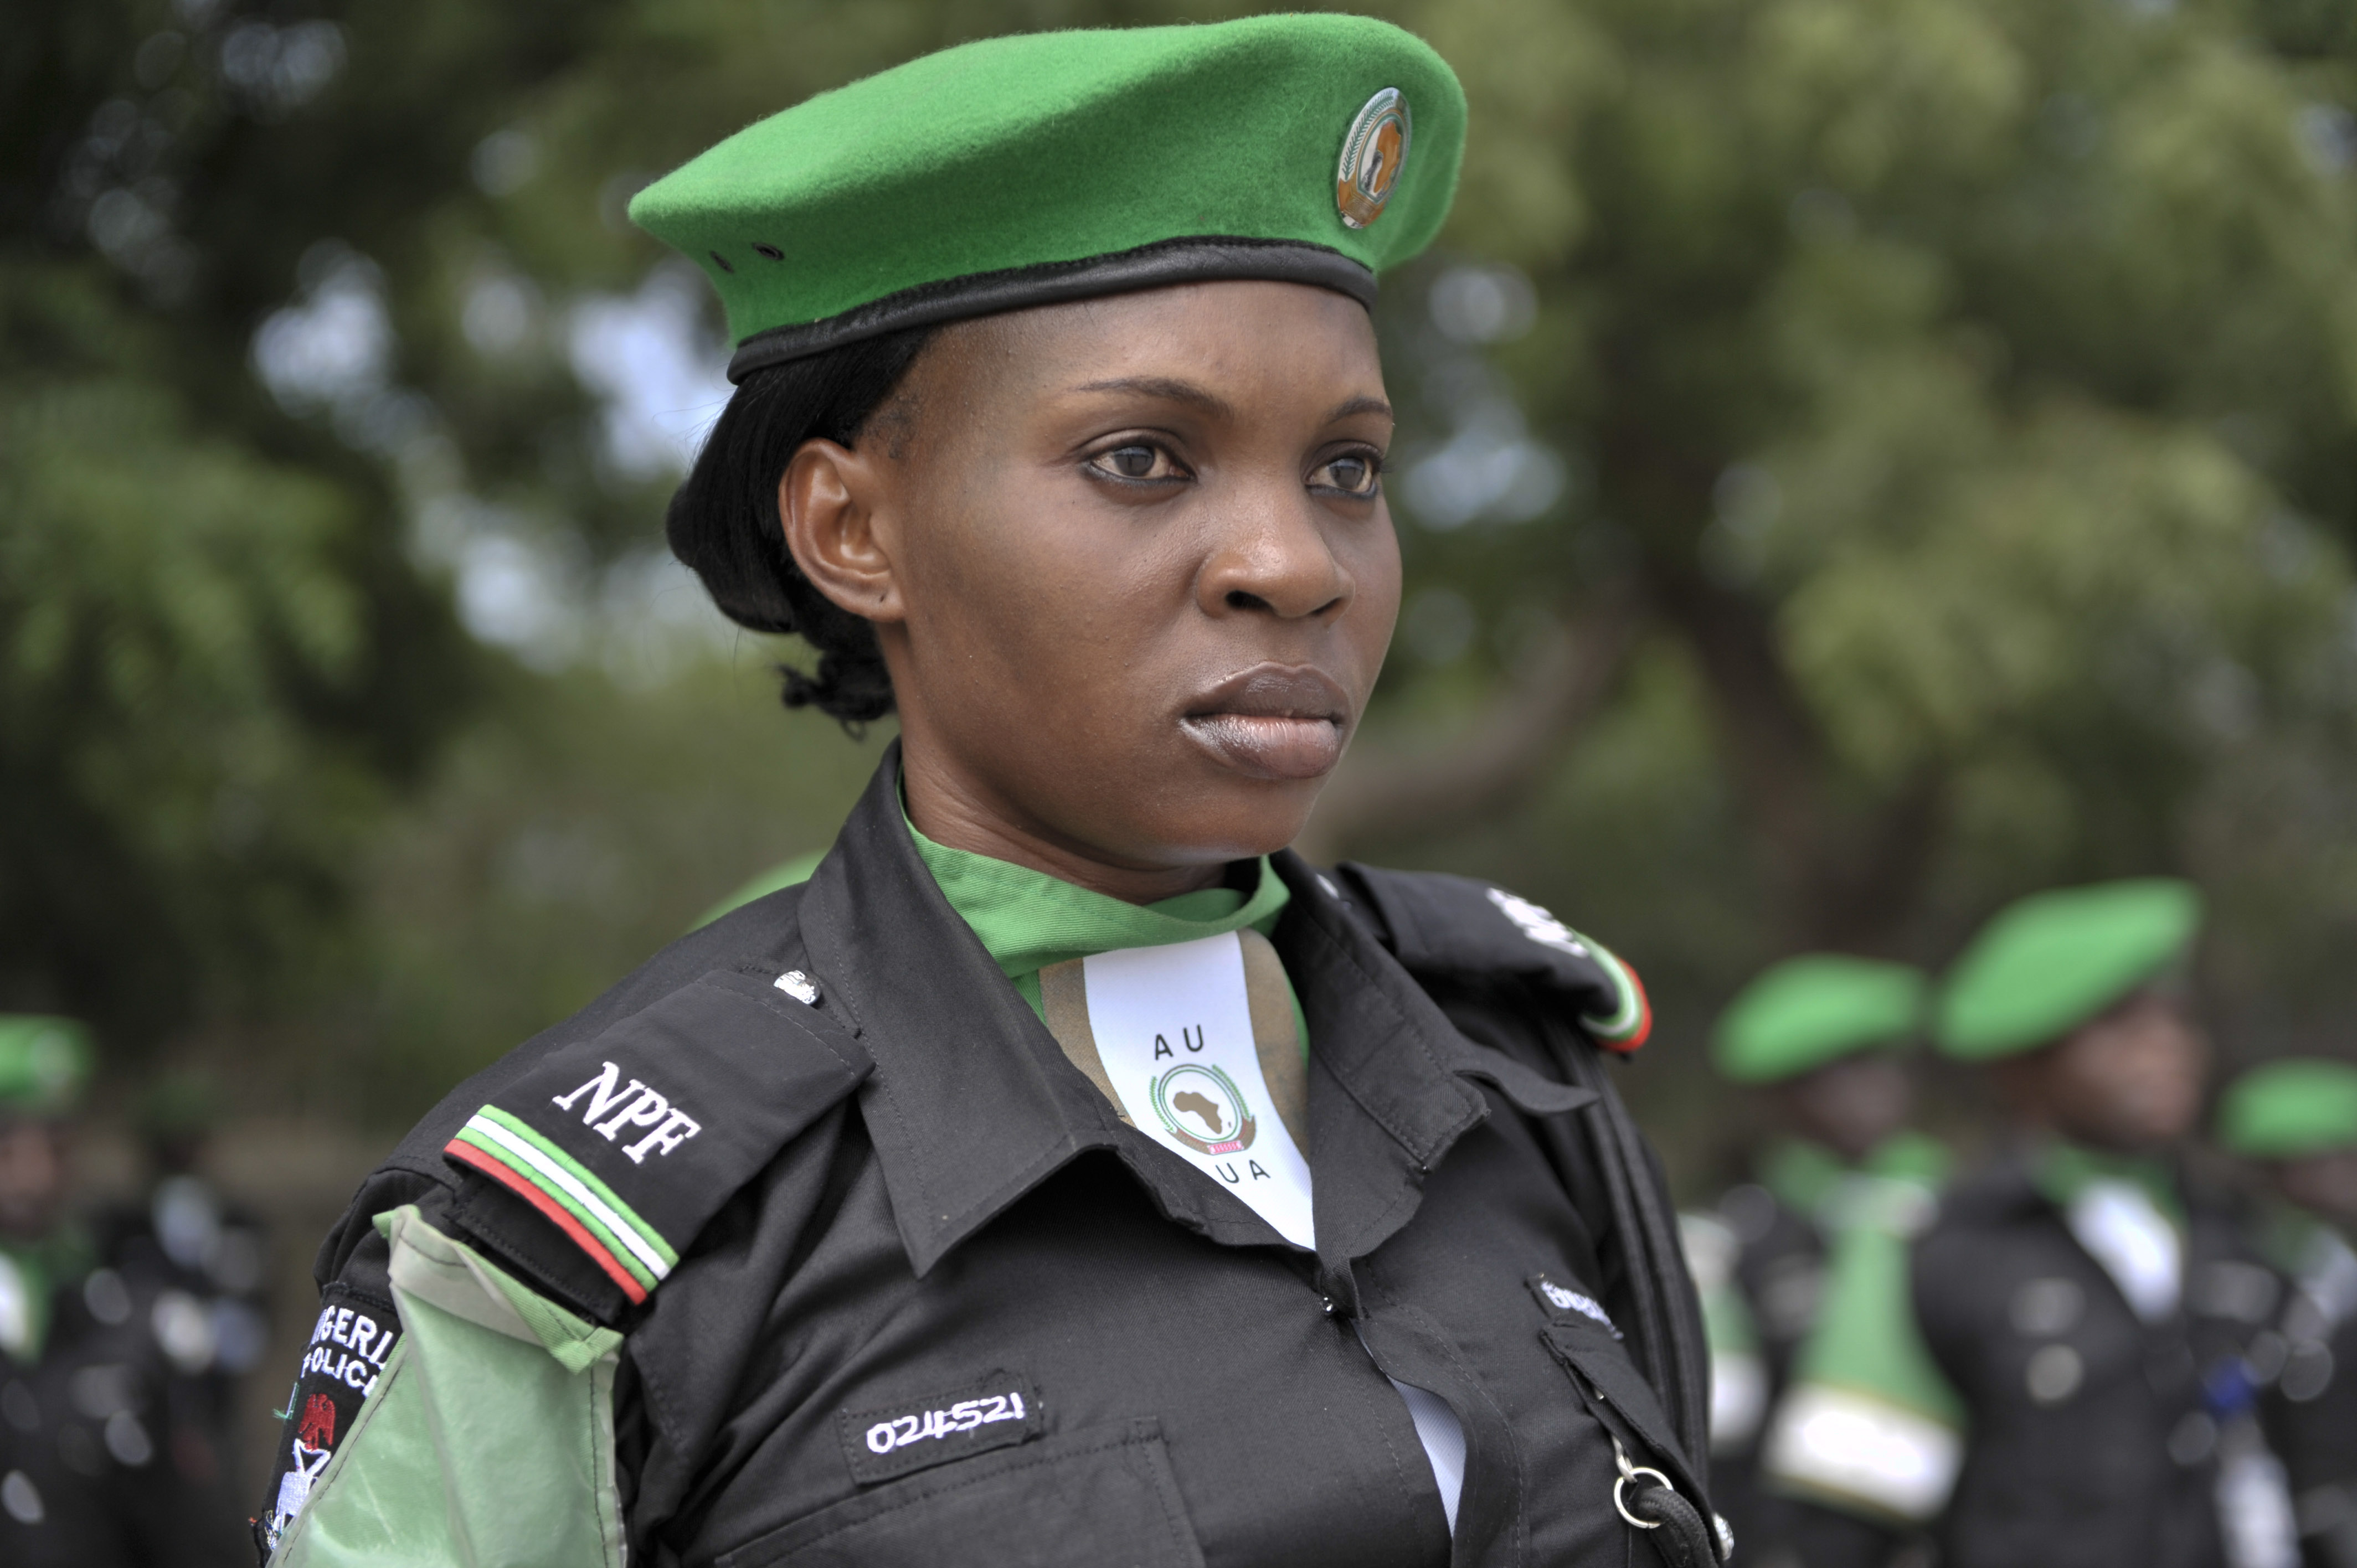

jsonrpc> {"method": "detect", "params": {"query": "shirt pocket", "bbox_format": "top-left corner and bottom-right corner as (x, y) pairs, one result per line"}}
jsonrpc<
(716, 1417), (1205, 1568)
(1540, 1316), (1712, 1511)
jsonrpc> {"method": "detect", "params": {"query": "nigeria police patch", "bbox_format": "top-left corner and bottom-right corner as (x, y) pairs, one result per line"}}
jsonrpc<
(254, 1282), (399, 1556)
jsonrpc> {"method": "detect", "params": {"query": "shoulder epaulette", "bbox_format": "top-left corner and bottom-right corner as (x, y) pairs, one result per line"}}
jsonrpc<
(440, 962), (872, 1322)
(1335, 863), (1652, 1052)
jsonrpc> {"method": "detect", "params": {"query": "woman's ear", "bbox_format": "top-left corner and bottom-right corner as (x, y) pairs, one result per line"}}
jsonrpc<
(780, 439), (906, 623)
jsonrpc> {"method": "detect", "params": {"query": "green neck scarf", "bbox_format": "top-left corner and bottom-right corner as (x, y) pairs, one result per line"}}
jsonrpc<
(905, 815), (1292, 1020)
(2034, 1142), (2185, 1230)
(2255, 1200), (2349, 1281)
(1761, 1133), (1949, 1226)
(1782, 1132), (1965, 1434)
(0, 1226), (92, 1364)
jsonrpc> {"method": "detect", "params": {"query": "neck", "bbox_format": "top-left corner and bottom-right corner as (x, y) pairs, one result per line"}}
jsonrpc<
(900, 746), (1230, 905)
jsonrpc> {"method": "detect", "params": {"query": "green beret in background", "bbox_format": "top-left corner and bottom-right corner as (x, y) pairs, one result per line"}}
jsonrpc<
(2217, 1058), (2357, 1159)
(0, 1015), (94, 1117)
(1933, 879), (2201, 1061)
(1711, 955), (1927, 1084)
(630, 14), (1466, 378)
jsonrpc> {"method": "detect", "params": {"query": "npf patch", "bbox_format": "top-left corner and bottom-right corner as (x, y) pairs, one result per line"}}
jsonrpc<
(441, 968), (870, 1318)
(255, 1282), (400, 1557)
(837, 1373), (1042, 1484)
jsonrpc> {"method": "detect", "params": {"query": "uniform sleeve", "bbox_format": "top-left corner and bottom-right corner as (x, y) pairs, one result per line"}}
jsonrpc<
(258, 1204), (627, 1567)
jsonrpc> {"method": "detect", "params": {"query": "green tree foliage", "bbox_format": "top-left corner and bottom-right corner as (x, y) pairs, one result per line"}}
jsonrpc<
(1356, 0), (2357, 1089)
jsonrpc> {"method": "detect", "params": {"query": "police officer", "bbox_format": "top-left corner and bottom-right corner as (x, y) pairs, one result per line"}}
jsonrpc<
(0, 1017), (249, 1566)
(1690, 955), (1952, 1568)
(253, 18), (1722, 1568)
(1916, 879), (2294, 1568)
(2218, 1059), (2357, 1568)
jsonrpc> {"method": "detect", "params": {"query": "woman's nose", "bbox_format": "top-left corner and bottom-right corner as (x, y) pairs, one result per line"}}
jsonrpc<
(1196, 488), (1352, 622)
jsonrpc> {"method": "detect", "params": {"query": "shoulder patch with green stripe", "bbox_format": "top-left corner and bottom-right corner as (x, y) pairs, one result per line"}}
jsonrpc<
(442, 967), (871, 1321)
(1332, 863), (1653, 1053)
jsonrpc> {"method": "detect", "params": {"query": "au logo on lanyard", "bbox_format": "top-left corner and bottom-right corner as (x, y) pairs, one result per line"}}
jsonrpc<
(1151, 1062), (1257, 1156)
(1083, 932), (1317, 1249)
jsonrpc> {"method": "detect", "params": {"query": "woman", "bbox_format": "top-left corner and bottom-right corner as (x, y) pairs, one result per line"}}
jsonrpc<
(256, 16), (1716, 1567)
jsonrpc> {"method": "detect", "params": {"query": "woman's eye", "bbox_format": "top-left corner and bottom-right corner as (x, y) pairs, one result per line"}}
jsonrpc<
(1090, 443), (1177, 482)
(1315, 452), (1383, 497)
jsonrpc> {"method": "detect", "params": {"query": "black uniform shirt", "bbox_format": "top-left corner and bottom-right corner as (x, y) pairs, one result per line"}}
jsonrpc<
(274, 759), (1711, 1568)
(1913, 1157), (2285, 1568)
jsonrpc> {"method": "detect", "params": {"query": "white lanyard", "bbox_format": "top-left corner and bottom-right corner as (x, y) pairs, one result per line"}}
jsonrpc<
(1082, 931), (1316, 1250)
(2067, 1178), (2182, 1323)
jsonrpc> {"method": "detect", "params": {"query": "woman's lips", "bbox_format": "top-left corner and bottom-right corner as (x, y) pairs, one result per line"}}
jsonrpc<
(1179, 666), (1351, 781)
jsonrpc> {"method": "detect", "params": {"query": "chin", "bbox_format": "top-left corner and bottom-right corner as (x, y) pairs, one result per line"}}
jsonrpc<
(1149, 782), (1323, 864)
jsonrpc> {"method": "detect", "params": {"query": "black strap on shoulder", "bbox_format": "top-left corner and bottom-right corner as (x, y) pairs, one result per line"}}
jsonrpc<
(1335, 862), (1651, 1050)
(438, 964), (873, 1325)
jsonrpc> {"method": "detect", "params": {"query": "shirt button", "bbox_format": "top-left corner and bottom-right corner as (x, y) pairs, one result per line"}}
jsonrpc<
(1320, 1295), (1336, 1316)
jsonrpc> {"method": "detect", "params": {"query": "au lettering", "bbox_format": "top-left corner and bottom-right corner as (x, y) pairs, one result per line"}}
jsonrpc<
(1150, 1025), (1207, 1062)
(551, 1061), (702, 1162)
(1214, 1160), (1274, 1185)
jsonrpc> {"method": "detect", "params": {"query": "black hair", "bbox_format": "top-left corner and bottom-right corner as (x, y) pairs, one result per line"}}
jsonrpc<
(666, 325), (938, 726)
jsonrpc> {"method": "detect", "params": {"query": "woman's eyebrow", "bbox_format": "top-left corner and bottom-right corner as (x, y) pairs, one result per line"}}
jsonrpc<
(1069, 375), (1235, 419)
(1064, 379), (1393, 429)
(1325, 395), (1393, 424)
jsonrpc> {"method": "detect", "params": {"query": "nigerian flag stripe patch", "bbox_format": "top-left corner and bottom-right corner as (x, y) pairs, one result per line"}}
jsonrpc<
(448, 1119), (665, 1292)
(446, 1125), (661, 1296)
(446, 1138), (652, 1304)
(472, 1105), (680, 1270)
(1581, 941), (1651, 1047)
(452, 1111), (675, 1281)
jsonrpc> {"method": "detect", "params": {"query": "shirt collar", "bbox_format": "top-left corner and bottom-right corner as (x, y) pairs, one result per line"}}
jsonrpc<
(2034, 1140), (2185, 1228)
(906, 812), (1290, 981)
(797, 745), (1502, 1280)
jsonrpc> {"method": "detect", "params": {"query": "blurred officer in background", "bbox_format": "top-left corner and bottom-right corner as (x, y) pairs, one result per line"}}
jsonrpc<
(1688, 955), (1953, 1568)
(92, 1072), (271, 1509)
(0, 1016), (249, 1566)
(1918, 879), (2297, 1568)
(2218, 1059), (2357, 1568)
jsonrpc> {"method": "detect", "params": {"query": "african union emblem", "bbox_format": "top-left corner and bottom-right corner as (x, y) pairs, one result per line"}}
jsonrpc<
(1336, 86), (1411, 230)
(1150, 1063), (1258, 1156)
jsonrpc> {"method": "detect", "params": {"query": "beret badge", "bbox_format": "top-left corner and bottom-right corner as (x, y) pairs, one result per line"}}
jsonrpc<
(1336, 87), (1411, 229)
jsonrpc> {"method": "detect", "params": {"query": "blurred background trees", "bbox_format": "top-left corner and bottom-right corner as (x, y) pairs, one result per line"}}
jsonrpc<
(7, 0), (2357, 1160)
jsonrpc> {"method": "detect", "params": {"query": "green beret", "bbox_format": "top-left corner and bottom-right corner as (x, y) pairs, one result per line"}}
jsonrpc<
(2217, 1058), (2357, 1159)
(1711, 955), (1926, 1084)
(0, 1015), (93, 1117)
(1933, 879), (2201, 1061)
(630, 16), (1465, 380)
